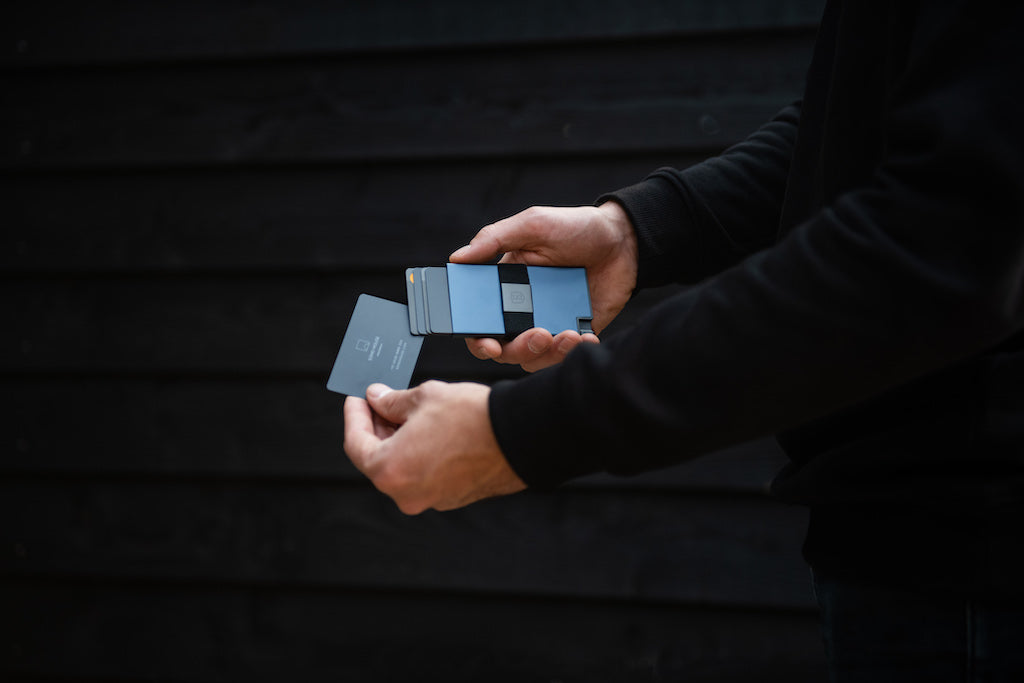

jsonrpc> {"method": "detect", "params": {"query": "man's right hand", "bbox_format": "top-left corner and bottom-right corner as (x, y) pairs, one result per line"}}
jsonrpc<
(449, 201), (638, 372)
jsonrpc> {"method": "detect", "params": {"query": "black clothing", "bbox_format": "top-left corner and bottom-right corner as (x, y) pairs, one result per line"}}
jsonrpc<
(489, 0), (1024, 597)
(812, 567), (1024, 681)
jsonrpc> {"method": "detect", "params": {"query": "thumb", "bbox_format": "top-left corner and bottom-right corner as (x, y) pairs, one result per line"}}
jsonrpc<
(365, 384), (415, 424)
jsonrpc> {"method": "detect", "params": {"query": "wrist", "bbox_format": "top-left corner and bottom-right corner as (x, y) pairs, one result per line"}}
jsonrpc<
(597, 198), (631, 233)
(596, 199), (639, 294)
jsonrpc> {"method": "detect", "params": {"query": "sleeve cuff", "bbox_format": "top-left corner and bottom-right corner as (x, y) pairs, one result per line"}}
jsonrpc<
(488, 370), (603, 490)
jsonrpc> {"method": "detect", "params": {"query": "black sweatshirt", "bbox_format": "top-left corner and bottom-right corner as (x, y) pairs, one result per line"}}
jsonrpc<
(489, 1), (1024, 596)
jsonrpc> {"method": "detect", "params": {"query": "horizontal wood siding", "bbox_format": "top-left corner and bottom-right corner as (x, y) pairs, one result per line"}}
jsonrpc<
(5, 0), (824, 66)
(4, 1), (827, 680)
(3, 580), (825, 683)
(2, 480), (812, 608)
(4, 35), (810, 169)
(2, 158), (697, 273)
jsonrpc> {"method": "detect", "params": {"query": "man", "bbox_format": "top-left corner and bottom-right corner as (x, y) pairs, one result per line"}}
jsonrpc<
(345, 2), (1024, 679)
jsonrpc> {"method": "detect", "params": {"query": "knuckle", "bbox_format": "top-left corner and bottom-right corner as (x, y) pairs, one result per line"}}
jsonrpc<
(402, 384), (424, 406)
(342, 433), (366, 463)
(522, 205), (555, 232)
(476, 224), (503, 252)
(420, 379), (445, 396)
(373, 464), (430, 515)
(520, 205), (545, 223)
(373, 460), (411, 497)
(396, 499), (430, 516)
(474, 223), (493, 241)
(465, 340), (486, 358)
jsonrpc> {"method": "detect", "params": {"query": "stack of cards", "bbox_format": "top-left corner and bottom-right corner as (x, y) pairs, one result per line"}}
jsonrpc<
(406, 263), (592, 339)
(405, 266), (458, 335)
(327, 263), (592, 397)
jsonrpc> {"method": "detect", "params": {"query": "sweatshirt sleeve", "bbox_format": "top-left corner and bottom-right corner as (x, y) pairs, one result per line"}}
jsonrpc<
(490, 4), (1024, 489)
(602, 103), (800, 288)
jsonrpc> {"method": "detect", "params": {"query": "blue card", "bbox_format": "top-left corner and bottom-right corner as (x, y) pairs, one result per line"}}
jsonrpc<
(326, 294), (424, 397)
(526, 265), (592, 334)
(446, 263), (506, 335)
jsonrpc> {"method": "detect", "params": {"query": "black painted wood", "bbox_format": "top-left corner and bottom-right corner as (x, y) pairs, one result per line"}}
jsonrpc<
(0, 479), (813, 609)
(4, 276), (686, 377)
(1, 580), (827, 683)
(4, 1), (829, 679)
(0, 374), (787, 488)
(5, 274), (470, 376)
(2, 34), (813, 169)
(1, 157), (697, 274)
(4, 0), (823, 67)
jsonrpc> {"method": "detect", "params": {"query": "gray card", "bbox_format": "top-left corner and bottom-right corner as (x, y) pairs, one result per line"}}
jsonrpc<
(405, 268), (419, 336)
(423, 266), (453, 334)
(416, 266), (430, 335)
(411, 267), (427, 335)
(326, 294), (424, 397)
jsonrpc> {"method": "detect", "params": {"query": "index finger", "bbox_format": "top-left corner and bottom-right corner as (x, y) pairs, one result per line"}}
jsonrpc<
(449, 208), (551, 264)
(343, 396), (383, 472)
(449, 223), (507, 263)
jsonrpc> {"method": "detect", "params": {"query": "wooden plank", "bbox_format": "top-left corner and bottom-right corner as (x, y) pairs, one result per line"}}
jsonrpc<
(0, 478), (814, 608)
(3, 273), (514, 377)
(3, 273), (688, 376)
(1, 580), (827, 682)
(0, 375), (788, 490)
(3, 0), (825, 67)
(2, 34), (813, 169)
(1, 377), (355, 478)
(1, 156), (699, 274)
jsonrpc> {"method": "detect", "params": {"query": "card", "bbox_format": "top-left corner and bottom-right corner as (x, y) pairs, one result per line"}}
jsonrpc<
(405, 268), (419, 335)
(411, 267), (427, 335)
(417, 266), (431, 334)
(424, 266), (453, 334)
(446, 263), (506, 335)
(326, 294), (424, 397)
(402, 264), (593, 338)
(525, 265), (593, 335)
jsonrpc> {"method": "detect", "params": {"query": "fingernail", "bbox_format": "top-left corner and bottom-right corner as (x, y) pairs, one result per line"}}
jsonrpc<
(366, 383), (392, 399)
(449, 245), (472, 260)
(556, 337), (576, 355)
(527, 332), (551, 354)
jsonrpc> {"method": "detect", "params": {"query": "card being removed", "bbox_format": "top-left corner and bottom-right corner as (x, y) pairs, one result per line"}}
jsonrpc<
(327, 294), (424, 397)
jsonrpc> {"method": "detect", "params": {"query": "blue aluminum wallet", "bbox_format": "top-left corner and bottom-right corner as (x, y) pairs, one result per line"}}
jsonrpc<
(404, 263), (593, 338)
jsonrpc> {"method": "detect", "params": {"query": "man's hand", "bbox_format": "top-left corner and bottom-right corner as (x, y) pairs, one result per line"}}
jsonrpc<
(343, 381), (526, 514)
(450, 201), (638, 372)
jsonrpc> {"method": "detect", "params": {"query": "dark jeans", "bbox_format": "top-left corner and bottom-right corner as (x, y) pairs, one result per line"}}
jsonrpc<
(813, 570), (1024, 682)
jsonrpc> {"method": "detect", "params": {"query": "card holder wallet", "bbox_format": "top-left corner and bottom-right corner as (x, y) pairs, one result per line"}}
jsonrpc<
(405, 263), (593, 338)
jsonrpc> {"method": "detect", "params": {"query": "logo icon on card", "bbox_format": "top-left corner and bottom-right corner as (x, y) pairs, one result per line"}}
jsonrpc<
(355, 339), (370, 352)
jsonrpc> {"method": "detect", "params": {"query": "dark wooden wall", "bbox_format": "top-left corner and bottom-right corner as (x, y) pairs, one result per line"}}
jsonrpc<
(2, 2), (828, 680)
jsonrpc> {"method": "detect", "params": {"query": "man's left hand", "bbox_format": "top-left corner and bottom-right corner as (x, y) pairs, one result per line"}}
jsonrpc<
(343, 381), (526, 514)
